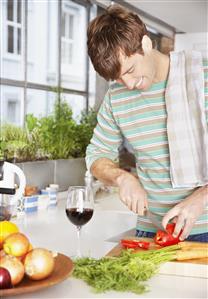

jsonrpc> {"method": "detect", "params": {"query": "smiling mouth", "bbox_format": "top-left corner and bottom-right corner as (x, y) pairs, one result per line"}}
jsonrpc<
(135, 77), (143, 89)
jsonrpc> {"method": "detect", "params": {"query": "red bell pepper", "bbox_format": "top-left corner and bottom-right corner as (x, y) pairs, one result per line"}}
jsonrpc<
(154, 223), (182, 247)
(120, 239), (150, 250)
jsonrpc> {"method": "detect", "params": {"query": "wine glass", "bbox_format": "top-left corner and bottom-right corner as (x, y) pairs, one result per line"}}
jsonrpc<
(65, 186), (94, 258)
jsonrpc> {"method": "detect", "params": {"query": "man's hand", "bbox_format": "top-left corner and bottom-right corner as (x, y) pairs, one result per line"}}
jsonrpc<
(162, 186), (208, 241)
(116, 172), (148, 215)
(91, 158), (148, 214)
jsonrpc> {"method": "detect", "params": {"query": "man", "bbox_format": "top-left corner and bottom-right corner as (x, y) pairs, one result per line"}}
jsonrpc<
(86, 5), (208, 241)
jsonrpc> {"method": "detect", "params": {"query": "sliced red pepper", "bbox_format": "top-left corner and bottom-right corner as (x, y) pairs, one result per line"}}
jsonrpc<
(166, 223), (175, 234)
(154, 223), (182, 247)
(120, 239), (150, 250)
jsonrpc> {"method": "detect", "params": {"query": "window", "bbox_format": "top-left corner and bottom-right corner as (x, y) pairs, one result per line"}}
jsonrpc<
(7, 100), (18, 123)
(0, 0), (96, 127)
(6, 0), (22, 55)
(61, 1), (87, 91)
(61, 93), (86, 122)
(26, 90), (57, 118)
(1, 85), (23, 126)
(27, 0), (59, 86)
(61, 12), (74, 65)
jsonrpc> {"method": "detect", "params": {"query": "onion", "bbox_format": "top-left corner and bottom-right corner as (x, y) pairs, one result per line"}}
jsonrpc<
(24, 248), (55, 280)
(0, 267), (12, 289)
(0, 255), (24, 286)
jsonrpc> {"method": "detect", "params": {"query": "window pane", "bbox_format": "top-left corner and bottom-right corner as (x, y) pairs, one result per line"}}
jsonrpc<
(26, 89), (57, 118)
(61, 0), (87, 91)
(68, 15), (73, 39)
(17, 28), (21, 54)
(27, 0), (58, 86)
(62, 42), (72, 64)
(0, 85), (23, 126)
(1, 4), (24, 80)
(7, 25), (14, 53)
(61, 12), (66, 36)
(7, 0), (13, 21)
(17, 0), (22, 23)
(61, 42), (67, 64)
(61, 93), (86, 122)
(8, 101), (17, 122)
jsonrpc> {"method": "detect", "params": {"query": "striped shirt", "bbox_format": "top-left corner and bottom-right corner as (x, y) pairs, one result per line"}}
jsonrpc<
(86, 59), (208, 234)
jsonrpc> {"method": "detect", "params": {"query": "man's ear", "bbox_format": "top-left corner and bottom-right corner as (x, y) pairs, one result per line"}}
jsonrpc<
(142, 35), (152, 54)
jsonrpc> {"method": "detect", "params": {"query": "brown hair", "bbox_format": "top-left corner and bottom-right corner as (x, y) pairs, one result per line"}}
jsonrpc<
(87, 5), (148, 81)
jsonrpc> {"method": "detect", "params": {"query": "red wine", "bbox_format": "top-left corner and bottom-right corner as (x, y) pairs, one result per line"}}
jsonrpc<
(66, 208), (93, 226)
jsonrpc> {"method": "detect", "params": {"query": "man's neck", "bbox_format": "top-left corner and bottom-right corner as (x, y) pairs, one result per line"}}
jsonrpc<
(152, 50), (170, 83)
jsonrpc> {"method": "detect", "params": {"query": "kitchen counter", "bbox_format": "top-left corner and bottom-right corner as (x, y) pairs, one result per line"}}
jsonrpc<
(7, 191), (208, 298)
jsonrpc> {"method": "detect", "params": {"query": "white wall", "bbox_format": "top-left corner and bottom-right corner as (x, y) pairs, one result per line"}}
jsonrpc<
(175, 32), (208, 59)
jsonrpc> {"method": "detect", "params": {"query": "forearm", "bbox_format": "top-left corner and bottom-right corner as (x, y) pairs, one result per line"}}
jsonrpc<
(90, 158), (136, 187)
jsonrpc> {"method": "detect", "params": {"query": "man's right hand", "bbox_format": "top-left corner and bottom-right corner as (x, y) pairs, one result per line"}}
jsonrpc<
(116, 172), (148, 215)
(90, 158), (148, 214)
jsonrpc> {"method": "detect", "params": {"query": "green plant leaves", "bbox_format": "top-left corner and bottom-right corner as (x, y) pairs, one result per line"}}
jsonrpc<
(0, 100), (97, 162)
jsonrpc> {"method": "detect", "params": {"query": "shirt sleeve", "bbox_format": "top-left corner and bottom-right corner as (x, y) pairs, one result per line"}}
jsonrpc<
(85, 89), (123, 171)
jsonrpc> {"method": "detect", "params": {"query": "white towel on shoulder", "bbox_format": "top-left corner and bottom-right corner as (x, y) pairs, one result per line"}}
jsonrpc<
(165, 50), (208, 188)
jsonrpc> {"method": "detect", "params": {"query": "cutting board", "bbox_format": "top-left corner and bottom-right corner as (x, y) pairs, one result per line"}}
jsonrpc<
(107, 237), (208, 265)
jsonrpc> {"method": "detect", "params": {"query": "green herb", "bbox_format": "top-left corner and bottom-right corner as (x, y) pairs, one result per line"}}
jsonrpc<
(73, 245), (178, 294)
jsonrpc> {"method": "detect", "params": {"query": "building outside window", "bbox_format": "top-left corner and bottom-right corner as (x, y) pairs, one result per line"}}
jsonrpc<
(6, 0), (22, 55)
(7, 99), (19, 123)
(0, 0), (96, 127)
(61, 11), (74, 65)
(0, 0), (175, 128)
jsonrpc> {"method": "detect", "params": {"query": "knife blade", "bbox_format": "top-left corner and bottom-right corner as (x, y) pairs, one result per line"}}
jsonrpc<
(144, 209), (164, 231)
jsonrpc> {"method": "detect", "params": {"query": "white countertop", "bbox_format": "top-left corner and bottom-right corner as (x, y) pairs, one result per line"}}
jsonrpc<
(7, 191), (208, 298)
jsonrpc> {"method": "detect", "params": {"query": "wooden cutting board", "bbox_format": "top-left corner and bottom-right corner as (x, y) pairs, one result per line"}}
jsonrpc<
(107, 237), (208, 265)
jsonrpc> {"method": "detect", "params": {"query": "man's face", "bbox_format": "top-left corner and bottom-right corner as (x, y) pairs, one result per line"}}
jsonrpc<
(116, 51), (156, 91)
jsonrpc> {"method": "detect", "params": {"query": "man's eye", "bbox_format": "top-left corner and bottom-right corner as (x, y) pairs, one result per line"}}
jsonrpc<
(128, 69), (134, 74)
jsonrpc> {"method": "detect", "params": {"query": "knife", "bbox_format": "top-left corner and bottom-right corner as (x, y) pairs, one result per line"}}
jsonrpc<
(144, 209), (164, 231)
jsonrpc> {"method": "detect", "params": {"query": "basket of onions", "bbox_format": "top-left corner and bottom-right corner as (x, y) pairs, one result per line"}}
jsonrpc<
(0, 231), (56, 289)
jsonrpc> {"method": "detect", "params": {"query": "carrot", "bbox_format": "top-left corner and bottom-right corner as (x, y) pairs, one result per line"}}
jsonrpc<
(178, 242), (208, 250)
(175, 249), (208, 261)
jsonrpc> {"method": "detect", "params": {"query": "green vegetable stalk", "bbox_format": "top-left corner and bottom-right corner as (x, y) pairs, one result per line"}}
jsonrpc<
(73, 245), (179, 294)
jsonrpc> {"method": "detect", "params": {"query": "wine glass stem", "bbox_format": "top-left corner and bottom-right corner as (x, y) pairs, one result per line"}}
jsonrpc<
(77, 226), (82, 258)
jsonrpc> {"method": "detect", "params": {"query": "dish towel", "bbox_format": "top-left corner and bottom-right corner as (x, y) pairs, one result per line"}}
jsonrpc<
(165, 50), (208, 188)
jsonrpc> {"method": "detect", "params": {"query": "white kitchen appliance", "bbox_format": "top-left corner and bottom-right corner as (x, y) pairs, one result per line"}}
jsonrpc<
(0, 160), (26, 220)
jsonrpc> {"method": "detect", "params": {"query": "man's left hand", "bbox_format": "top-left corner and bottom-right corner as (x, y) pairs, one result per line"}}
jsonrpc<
(162, 186), (208, 241)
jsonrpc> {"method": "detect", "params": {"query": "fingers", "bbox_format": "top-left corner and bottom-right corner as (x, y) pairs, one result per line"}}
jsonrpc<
(131, 196), (138, 213)
(121, 196), (132, 211)
(162, 207), (195, 240)
(120, 194), (146, 215)
(162, 207), (179, 230)
(179, 218), (195, 241)
(127, 197), (144, 215)
(172, 214), (185, 238)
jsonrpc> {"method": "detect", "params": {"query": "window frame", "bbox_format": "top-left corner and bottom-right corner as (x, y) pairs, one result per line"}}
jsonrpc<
(3, 88), (23, 125)
(0, 0), (92, 126)
(5, 0), (23, 59)
(61, 5), (77, 66)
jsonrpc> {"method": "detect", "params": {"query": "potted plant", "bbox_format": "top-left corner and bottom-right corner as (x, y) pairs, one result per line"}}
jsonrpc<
(0, 101), (97, 191)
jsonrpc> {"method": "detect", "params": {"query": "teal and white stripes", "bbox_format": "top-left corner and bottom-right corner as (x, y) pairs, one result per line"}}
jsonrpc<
(86, 59), (208, 234)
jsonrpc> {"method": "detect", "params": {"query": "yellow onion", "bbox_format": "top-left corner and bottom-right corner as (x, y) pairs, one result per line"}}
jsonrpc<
(24, 248), (55, 280)
(0, 255), (24, 286)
